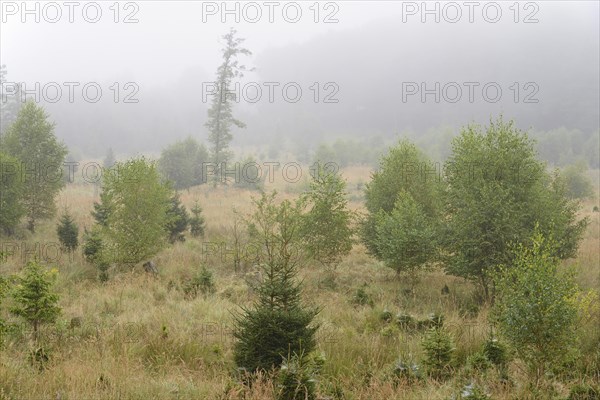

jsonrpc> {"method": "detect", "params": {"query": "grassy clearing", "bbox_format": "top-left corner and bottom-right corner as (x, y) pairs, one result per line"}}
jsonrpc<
(1, 166), (599, 399)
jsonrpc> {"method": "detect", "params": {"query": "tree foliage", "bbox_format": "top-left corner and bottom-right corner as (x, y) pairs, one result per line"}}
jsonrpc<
(234, 191), (319, 373)
(189, 200), (206, 238)
(373, 191), (437, 275)
(10, 261), (61, 339)
(421, 326), (455, 379)
(559, 161), (594, 200)
(56, 209), (79, 252)
(492, 229), (580, 380)
(165, 192), (189, 243)
(0, 101), (68, 232)
(361, 139), (441, 276)
(158, 137), (209, 190)
(99, 157), (172, 266)
(443, 118), (588, 298)
(300, 164), (355, 268)
(0, 152), (24, 235)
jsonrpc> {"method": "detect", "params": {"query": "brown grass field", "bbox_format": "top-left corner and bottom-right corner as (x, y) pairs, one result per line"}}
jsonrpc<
(0, 165), (598, 399)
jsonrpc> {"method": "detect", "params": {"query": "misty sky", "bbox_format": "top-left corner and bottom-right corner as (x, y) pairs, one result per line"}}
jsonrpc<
(1, 1), (599, 157)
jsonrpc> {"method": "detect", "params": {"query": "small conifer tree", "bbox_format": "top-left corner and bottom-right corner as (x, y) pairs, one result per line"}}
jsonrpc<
(57, 209), (79, 252)
(233, 191), (319, 374)
(189, 201), (206, 238)
(10, 261), (61, 339)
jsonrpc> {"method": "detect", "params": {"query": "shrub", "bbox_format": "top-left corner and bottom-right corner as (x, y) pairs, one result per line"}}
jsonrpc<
(482, 337), (509, 370)
(560, 161), (594, 200)
(466, 352), (492, 373)
(396, 312), (416, 331)
(351, 285), (374, 307)
(387, 358), (422, 384)
(492, 229), (580, 381)
(454, 382), (491, 400)
(379, 309), (393, 323)
(276, 352), (318, 400)
(183, 266), (215, 298)
(97, 262), (109, 283)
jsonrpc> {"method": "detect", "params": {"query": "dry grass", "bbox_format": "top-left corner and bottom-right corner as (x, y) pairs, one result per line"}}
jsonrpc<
(0, 165), (599, 399)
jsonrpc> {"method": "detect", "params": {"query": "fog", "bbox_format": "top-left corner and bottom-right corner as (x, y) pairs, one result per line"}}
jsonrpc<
(1, 1), (598, 158)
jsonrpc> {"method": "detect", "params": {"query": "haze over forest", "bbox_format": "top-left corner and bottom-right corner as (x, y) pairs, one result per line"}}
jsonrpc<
(1, 1), (598, 160)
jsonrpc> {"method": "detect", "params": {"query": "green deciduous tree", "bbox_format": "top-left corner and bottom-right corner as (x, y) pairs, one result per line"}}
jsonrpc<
(492, 229), (580, 381)
(56, 209), (79, 252)
(373, 191), (437, 278)
(361, 140), (441, 281)
(10, 261), (61, 339)
(159, 137), (209, 189)
(0, 152), (24, 235)
(234, 191), (319, 374)
(100, 157), (172, 266)
(560, 161), (594, 200)
(1, 101), (68, 232)
(205, 28), (252, 186)
(443, 118), (588, 299)
(300, 164), (355, 268)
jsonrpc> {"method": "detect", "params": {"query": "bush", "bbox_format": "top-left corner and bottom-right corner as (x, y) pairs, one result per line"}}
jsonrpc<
(351, 285), (374, 307)
(492, 229), (580, 381)
(454, 382), (491, 400)
(482, 337), (509, 370)
(182, 266), (215, 298)
(387, 358), (422, 384)
(233, 156), (266, 191)
(97, 262), (109, 283)
(466, 352), (491, 373)
(276, 352), (318, 400)
(379, 309), (393, 323)
(158, 136), (209, 190)
(560, 162), (594, 200)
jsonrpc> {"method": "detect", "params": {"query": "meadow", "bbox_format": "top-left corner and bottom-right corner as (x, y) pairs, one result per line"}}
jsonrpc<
(0, 165), (598, 400)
